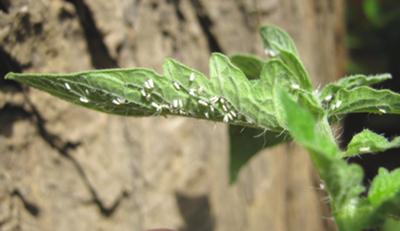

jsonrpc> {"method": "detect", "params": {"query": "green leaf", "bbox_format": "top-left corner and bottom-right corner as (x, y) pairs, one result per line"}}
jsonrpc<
(369, 168), (400, 207)
(278, 50), (312, 91)
(327, 86), (400, 117)
(344, 129), (400, 157)
(259, 26), (312, 92)
(259, 25), (299, 57)
(363, 0), (382, 26)
(6, 54), (287, 132)
(320, 73), (392, 102)
(209, 53), (280, 130)
(276, 87), (371, 231)
(365, 168), (400, 228)
(383, 218), (400, 231)
(6, 68), (163, 116)
(275, 86), (337, 159)
(336, 73), (391, 89)
(230, 54), (264, 80)
(7, 53), (298, 185)
(228, 125), (288, 183)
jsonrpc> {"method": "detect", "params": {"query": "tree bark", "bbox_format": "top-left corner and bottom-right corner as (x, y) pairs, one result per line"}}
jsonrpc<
(0, 0), (344, 230)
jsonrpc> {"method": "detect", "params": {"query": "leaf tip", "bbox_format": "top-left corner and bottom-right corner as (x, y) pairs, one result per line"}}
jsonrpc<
(4, 72), (17, 80)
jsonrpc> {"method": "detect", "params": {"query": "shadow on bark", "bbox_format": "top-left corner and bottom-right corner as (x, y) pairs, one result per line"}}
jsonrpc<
(176, 193), (215, 231)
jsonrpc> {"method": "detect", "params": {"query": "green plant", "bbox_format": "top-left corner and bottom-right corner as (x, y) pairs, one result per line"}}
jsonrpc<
(5, 25), (400, 231)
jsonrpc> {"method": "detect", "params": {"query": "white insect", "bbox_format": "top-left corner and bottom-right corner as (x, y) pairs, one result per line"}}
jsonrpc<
(359, 147), (371, 153)
(264, 48), (278, 57)
(227, 113), (233, 121)
(379, 108), (386, 114)
(204, 112), (209, 118)
(161, 104), (170, 111)
(223, 114), (230, 123)
(64, 82), (71, 90)
(198, 99), (208, 106)
(291, 83), (300, 90)
(172, 99), (179, 108)
(198, 86), (204, 93)
(172, 99), (183, 108)
(319, 183), (325, 190)
(229, 110), (237, 118)
(173, 81), (181, 90)
(222, 104), (228, 112)
(324, 94), (333, 102)
(140, 89), (147, 97)
(151, 102), (162, 111)
(331, 100), (342, 110)
(189, 73), (195, 82)
(189, 88), (196, 96)
(210, 96), (219, 104)
(112, 99), (121, 105)
(79, 96), (89, 103)
(144, 79), (154, 89)
(85, 89), (90, 95)
(209, 105), (215, 112)
(335, 100), (342, 109)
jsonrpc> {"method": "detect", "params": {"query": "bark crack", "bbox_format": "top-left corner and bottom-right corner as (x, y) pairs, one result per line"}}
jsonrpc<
(167, 0), (186, 22)
(21, 95), (128, 217)
(10, 189), (41, 217)
(64, 0), (119, 69)
(189, 0), (223, 53)
(0, 0), (10, 13)
(0, 47), (25, 92)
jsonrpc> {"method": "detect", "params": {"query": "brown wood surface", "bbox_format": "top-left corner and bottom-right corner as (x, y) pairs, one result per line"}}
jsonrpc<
(0, 0), (343, 230)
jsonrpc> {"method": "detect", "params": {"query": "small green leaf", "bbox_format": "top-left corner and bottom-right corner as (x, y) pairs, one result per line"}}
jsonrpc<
(364, 168), (400, 228)
(369, 168), (400, 207)
(327, 86), (400, 117)
(383, 218), (400, 231)
(336, 73), (391, 89)
(259, 26), (312, 92)
(320, 73), (392, 102)
(363, 0), (382, 26)
(259, 25), (299, 57)
(344, 129), (400, 157)
(230, 54), (264, 80)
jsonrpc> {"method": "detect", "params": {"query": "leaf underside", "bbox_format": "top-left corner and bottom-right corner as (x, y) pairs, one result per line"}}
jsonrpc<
(6, 25), (400, 231)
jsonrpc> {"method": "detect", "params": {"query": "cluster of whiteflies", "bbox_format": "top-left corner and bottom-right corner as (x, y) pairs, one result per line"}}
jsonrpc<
(63, 73), (249, 124)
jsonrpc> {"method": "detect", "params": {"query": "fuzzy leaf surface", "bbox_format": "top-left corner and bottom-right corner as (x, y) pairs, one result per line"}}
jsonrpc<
(259, 25), (299, 57)
(368, 168), (400, 208)
(6, 53), (293, 185)
(230, 54), (264, 80)
(276, 87), (371, 231)
(320, 74), (391, 101)
(327, 87), (400, 117)
(365, 168), (400, 228)
(344, 129), (400, 157)
(6, 53), (286, 131)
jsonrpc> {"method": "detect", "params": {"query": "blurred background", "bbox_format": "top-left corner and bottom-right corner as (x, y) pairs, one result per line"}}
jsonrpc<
(344, 0), (400, 183)
(0, 0), (399, 231)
